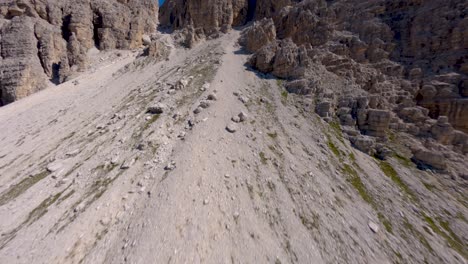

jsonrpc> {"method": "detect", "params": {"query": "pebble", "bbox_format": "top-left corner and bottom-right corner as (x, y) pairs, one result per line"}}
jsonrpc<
(231, 116), (241, 123)
(203, 199), (209, 205)
(199, 101), (210, 109)
(147, 103), (166, 114)
(368, 221), (379, 233)
(165, 161), (176, 171)
(47, 161), (63, 173)
(65, 149), (80, 157)
(226, 123), (238, 133)
(193, 107), (202, 114)
(238, 111), (248, 122)
(100, 217), (111, 226)
(207, 93), (217, 101)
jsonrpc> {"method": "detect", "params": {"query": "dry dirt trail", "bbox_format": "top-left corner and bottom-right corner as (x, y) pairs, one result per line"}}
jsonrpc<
(0, 31), (466, 264)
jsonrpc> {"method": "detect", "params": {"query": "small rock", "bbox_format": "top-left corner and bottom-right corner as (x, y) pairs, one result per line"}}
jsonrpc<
(231, 116), (241, 123)
(203, 199), (209, 205)
(226, 123), (238, 133)
(207, 93), (217, 101)
(47, 162), (63, 173)
(199, 101), (211, 109)
(147, 103), (166, 114)
(96, 124), (106, 130)
(111, 156), (120, 165)
(74, 203), (85, 213)
(178, 131), (186, 139)
(66, 149), (80, 157)
(233, 211), (240, 220)
(165, 161), (176, 171)
(135, 142), (146, 151)
(239, 96), (249, 104)
(193, 107), (202, 114)
(368, 221), (379, 233)
(142, 35), (151, 46)
(201, 83), (210, 91)
(224, 173), (230, 178)
(238, 112), (248, 122)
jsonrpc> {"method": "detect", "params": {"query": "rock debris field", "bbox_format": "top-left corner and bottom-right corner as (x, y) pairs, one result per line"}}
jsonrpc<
(0, 30), (466, 264)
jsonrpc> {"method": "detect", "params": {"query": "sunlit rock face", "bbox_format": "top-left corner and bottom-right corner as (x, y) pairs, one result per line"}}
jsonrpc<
(0, 0), (158, 105)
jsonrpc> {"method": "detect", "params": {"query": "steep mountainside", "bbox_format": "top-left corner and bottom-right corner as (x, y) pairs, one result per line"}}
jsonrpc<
(0, 0), (467, 263)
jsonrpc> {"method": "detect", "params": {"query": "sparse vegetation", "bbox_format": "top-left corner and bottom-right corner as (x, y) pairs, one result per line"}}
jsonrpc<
(327, 137), (341, 158)
(378, 213), (393, 234)
(267, 131), (278, 139)
(343, 164), (375, 207)
(402, 217), (433, 253)
(329, 121), (344, 143)
(393, 153), (413, 168)
(259, 152), (268, 165)
(0, 170), (50, 206)
(422, 213), (466, 258)
(378, 161), (417, 201)
(422, 182), (437, 192)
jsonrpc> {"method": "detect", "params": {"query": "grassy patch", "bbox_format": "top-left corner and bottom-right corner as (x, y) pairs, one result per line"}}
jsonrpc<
(402, 217), (433, 253)
(142, 114), (160, 131)
(281, 91), (288, 104)
(259, 152), (268, 165)
(379, 161), (417, 201)
(344, 164), (375, 207)
(0, 171), (50, 206)
(267, 132), (278, 140)
(422, 213), (466, 258)
(378, 213), (393, 234)
(422, 182), (438, 192)
(329, 121), (344, 143)
(393, 153), (413, 168)
(327, 137), (341, 158)
(456, 212), (467, 223)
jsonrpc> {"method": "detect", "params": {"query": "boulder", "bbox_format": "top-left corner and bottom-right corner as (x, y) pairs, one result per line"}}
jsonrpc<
(411, 149), (447, 171)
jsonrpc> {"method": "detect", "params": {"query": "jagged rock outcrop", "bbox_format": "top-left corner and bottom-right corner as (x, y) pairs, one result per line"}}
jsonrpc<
(237, 0), (468, 162)
(160, 0), (250, 42)
(0, 0), (158, 106)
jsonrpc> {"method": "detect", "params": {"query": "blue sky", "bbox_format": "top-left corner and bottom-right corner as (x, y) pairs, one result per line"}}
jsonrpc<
(159, 0), (165, 5)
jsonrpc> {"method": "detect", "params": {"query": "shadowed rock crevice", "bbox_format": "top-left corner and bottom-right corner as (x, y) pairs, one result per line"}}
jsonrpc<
(93, 12), (103, 49)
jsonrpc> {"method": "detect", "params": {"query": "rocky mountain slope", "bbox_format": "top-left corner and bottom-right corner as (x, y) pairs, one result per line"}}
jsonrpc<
(0, 0), (467, 263)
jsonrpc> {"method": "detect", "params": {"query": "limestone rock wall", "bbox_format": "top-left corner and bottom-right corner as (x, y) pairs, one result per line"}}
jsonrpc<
(0, 0), (158, 106)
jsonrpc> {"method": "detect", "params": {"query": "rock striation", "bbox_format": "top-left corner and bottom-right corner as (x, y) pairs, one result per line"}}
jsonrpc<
(0, 0), (158, 105)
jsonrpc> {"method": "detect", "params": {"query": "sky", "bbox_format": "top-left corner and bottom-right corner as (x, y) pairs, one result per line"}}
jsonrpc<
(159, 0), (165, 6)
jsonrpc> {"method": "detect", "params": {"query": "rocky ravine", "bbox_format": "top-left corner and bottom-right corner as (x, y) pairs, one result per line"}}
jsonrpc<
(0, 0), (467, 264)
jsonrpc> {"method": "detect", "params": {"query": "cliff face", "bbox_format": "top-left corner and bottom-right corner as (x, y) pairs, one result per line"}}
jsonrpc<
(0, 0), (158, 106)
(160, 0), (250, 30)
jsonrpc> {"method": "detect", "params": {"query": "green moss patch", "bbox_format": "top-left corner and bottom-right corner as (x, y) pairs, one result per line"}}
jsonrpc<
(344, 164), (375, 207)
(259, 152), (268, 165)
(379, 161), (417, 201)
(422, 213), (467, 258)
(0, 171), (50, 206)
